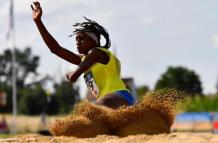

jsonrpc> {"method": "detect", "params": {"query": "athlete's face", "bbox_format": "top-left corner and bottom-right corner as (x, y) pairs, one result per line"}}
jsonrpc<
(76, 32), (97, 55)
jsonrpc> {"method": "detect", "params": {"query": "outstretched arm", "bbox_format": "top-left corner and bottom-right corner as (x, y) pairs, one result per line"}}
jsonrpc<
(31, 1), (81, 65)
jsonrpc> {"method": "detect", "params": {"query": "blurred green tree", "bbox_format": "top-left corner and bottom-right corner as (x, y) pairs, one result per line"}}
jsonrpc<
(54, 79), (80, 114)
(18, 83), (47, 115)
(0, 47), (39, 88)
(155, 66), (202, 94)
(45, 94), (60, 115)
(0, 47), (39, 113)
(184, 95), (218, 112)
(136, 85), (149, 100)
(0, 84), (12, 113)
(0, 47), (80, 114)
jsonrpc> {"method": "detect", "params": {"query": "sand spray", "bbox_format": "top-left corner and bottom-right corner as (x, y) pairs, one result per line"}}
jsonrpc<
(49, 88), (187, 137)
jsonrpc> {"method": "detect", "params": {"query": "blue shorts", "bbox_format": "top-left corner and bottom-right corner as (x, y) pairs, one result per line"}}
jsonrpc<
(116, 90), (135, 105)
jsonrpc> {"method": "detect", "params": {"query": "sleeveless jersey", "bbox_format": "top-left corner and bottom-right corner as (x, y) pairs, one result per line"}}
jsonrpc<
(83, 48), (128, 98)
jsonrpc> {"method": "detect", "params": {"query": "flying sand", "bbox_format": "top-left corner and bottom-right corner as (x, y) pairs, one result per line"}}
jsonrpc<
(49, 89), (185, 137)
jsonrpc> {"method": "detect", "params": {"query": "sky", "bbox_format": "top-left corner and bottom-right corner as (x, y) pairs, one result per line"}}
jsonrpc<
(1, 0), (218, 96)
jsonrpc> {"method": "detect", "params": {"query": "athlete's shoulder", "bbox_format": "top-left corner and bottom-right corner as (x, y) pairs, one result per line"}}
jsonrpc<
(88, 47), (110, 65)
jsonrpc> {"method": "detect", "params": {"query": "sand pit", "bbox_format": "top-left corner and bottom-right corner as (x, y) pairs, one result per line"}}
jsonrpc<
(49, 89), (185, 137)
(1, 132), (218, 143)
(1, 89), (218, 143)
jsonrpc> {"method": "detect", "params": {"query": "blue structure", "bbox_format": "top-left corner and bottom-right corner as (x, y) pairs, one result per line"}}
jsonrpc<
(175, 112), (213, 122)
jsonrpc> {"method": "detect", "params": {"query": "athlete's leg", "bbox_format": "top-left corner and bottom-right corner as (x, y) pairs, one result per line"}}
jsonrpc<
(95, 93), (129, 109)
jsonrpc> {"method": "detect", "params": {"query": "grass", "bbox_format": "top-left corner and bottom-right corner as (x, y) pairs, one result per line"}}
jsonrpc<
(0, 133), (14, 138)
(184, 95), (218, 112)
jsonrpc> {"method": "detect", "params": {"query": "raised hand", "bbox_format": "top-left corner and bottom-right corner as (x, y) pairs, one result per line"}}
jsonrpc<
(31, 1), (42, 22)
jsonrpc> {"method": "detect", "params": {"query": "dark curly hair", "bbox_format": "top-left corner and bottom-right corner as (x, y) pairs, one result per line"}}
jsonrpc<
(70, 17), (111, 49)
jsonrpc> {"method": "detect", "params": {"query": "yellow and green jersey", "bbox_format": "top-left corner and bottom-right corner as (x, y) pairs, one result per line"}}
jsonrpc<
(83, 48), (128, 98)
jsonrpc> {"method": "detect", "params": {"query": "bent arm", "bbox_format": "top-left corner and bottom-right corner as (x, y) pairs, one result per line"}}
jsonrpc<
(68, 48), (109, 82)
(31, 1), (81, 65)
(35, 20), (81, 65)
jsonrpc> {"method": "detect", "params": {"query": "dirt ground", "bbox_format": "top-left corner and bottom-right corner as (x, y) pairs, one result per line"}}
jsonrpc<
(0, 132), (218, 143)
